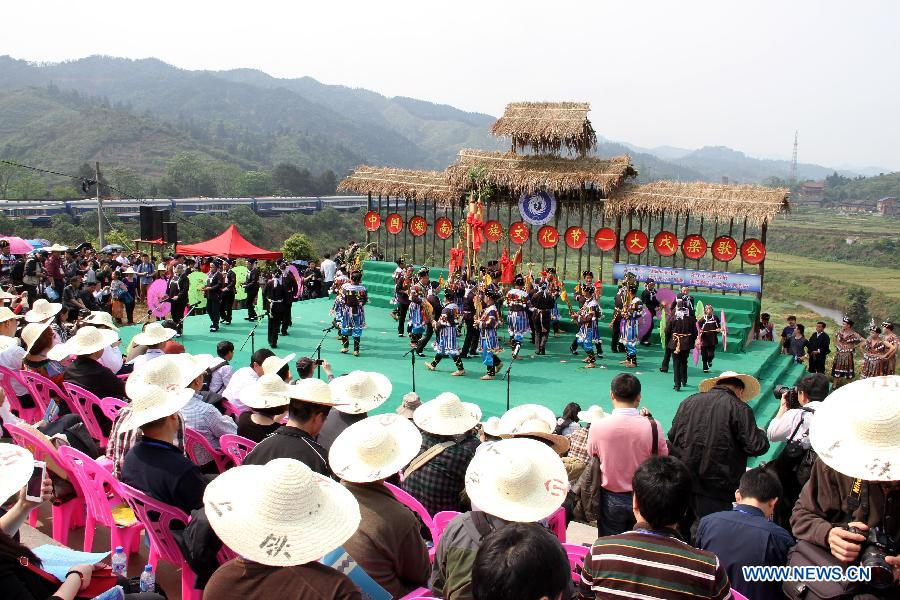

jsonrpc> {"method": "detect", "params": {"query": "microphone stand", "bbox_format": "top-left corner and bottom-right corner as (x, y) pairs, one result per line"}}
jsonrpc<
(505, 343), (521, 411)
(179, 302), (201, 339)
(240, 311), (265, 354)
(311, 323), (338, 379)
(402, 348), (417, 393)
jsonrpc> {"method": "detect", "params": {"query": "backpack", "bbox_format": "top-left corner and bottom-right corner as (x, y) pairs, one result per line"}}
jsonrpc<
(10, 258), (25, 282)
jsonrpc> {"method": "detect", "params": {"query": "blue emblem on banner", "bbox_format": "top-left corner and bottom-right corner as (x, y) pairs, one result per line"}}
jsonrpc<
(518, 191), (557, 226)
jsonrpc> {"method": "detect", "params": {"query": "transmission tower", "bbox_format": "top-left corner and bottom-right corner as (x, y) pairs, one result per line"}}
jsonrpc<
(790, 130), (798, 183)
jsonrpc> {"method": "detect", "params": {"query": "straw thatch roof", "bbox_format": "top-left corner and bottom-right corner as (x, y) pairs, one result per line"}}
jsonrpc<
(337, 166), (458, 203)
(606, 181), (790, 225)
(491, 102), (597, 155)
(448, 149), (636, 197)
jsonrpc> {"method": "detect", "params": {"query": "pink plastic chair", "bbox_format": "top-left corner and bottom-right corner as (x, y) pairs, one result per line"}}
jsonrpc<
(99, 397), (128, 422)
(19, 370), (71, 421)
(221, 399), (242, 419)
(118, 482), (202, 600)
(431, 511), (460, 549)
(385, 482), (438, 542)
(546, 506), (567, 543)
(0, 366), (42, 423)
(731, 590), (750, 600)
(219, 433), (256, 467)
(62, 382), (108, 447)
(562, 542), (590, 582)
(399, 590), (437, 600)
(117, 373), (129, 382)
(3, 422), (86, 544)
(183, 428), (231, 473)
(56, 445), (148, 558)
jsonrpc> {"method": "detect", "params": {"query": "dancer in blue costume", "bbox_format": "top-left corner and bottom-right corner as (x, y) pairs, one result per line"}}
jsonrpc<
(339, 270), (368, 356)
(425, 288), (466, 376)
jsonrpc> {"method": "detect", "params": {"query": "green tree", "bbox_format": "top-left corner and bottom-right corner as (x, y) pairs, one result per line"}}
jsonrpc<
(211, 163), (244, 197)
(281, 233), (317, 262)
(7, 171), (48, 199)
(108, 167), (147, 199)
(159, 153), (216, 197)
(846, 287), (871, 331)
(272, 163), (313, 195)
(0, 163), (21, 199)
(236, 170), (273, 197)
(102, 228), (134, 250)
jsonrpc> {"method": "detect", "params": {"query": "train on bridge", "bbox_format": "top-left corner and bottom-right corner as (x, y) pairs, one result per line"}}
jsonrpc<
(0, 195), (371, 225)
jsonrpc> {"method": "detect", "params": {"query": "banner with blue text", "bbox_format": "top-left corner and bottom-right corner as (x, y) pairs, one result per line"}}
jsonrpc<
(613, 263), (762, 293)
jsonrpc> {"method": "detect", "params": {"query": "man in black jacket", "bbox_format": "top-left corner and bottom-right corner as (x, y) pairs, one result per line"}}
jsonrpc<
(167, 264), (189, 334)
(639, 279), (660, 346)
(416, 282), (442, 357)
(281, 265), (297, 335)
(667, 371), (769, 533)
(263, 268), (289, 348)
(220, 259), (237, 325)
(202, 260), (224, 332)
(243, 258), (260, 321)
(806, 321), (830, 373)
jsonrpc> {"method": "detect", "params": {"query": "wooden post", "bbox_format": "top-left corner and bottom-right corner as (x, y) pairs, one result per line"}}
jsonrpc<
(366, 192), (372, 249)
(553, 202), (561, 273)
(377, 194), (382, 259)
(599, 207), (606, 283)
(562, 207), (570, 280)
(757, 221), (768, 301)
(612, 214), (622, 284)
(585, 200), (593, 276)
(576, 200), (585, 277)
(738, 217), (748, 296)
(403, 195), (409, 260)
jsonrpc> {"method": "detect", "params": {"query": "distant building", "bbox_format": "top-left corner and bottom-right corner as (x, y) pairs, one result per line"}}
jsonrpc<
(837, 199), (875, 214)
(876, 197), (898, 217)
(798, 181), (825, 207)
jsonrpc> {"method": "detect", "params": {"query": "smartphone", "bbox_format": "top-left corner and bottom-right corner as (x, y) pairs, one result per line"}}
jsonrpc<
(25, 461), (46, 503)
(315, 359), (324, 365)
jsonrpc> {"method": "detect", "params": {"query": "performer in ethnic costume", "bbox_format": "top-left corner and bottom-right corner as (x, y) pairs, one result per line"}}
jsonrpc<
(425, 288), (465, 376)
(576, 285), (602, 369)
(697, 303), (722, 374)
(620, 297), (645, 367)
(861, 323), (895, 378)
(611, 272), (638, 353)
(570, 271), (596, 356)
(478, 289), (503, 380)
(666, 299), (696, 391)
(394, 268), (411, 337)
(883, 322), (898, 375)
(545, 268), (563, 336)
(406, 284), (427, 349)
(530, 279), (556, 356)
(390, 258), (405, 320)
(831, 316), (863, 388)
(459, 280), (480, 359)
(338, 270), (368, 356)
(505, 275), (531, 353)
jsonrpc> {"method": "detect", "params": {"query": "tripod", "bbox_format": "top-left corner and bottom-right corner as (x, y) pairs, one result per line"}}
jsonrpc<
(311, 323), (338, 379)
(240, 312), (265, 354)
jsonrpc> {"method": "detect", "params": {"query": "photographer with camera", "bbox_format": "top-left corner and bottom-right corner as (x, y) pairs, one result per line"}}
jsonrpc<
(788, 376), (900, 599)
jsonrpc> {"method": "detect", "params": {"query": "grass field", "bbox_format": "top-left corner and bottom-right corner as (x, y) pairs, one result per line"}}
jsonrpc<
(766, 252), (900, 300)
(774, 209), (900, 236)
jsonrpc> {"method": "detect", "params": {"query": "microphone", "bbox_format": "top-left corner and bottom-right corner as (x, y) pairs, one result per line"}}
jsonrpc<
(512, 343), (521, 359)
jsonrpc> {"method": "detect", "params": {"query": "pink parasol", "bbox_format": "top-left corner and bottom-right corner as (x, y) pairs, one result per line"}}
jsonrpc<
(287, 265), (303, 299)
(721, 310), (728, 351)
(655, 288), (677, 312)
(147, 279), (172, 318)
(0, 236), (36, 254)
(619, 307), (654, 341)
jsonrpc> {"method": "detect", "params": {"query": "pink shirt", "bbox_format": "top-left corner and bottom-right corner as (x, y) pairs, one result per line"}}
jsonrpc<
(586, 407), (669, 493)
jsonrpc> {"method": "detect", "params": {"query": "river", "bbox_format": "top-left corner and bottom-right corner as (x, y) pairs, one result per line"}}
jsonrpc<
(794, 301), (843, 327)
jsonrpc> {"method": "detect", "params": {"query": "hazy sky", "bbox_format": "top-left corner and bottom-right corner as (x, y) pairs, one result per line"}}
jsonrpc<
(5, 0), (899, 170)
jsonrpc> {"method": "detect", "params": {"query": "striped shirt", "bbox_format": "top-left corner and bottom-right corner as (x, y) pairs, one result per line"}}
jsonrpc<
(578, 523), (731, 600)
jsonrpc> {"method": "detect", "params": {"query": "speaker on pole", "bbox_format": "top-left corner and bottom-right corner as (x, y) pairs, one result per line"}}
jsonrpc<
(139, 206), (154, 240)
(163, 222), (178, 244)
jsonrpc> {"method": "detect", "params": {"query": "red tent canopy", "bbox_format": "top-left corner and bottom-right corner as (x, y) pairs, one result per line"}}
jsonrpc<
(176, 225), (282, 260)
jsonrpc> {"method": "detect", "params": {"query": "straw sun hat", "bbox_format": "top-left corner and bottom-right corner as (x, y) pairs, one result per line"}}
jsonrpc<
(810, 376), (900, 482)
(203, 458), (361, 566)
(261, 352), (296, 376)
(0, 443), (35, 502)
(465, 438), (568, 522)
(329, 370), (391, 415)
(481, 416), (504, 438)
(577, 405), (608, 424)
(698, 371), (761, 402)
(498, 404), (570, 455)
(413, 392), (482, 436)
(21, 322), (52, 354)
(118, 381), (194, 432)
(0, 306), (23, 324)
(243, 374), (321, 410)
(329, 413), (422, 483)
(395, 392), (422, 419)
(132, 322), (176, 346)
(84, 310), (119, 331)
(24, 299), (61, 323)
(48, 326), (119, 361)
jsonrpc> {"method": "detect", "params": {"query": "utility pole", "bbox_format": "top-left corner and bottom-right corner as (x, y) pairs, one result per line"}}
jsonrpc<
(790, 130), (798, 184)
(95, 161), (104, 248)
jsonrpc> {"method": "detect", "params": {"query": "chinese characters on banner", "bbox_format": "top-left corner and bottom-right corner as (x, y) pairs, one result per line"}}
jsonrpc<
(594, 227), (618, 251)
(564, 226), (587, 249)
(434, 217), (454, 240)
(385, 213), (404, 235)
(508, 221), (530, 245)
(484, 220), (503, 243)
(613, 263), (762, 293)
(711, 236), (737, 261)
(681, 234), (707, 260)
(653, 230), (678, 256)
(408, 216), (427, 237)
(363, 211), (381, 231)
(538, 225), (559, 248)
(624, 230), (649, 255)
(740, 238), (766, 264)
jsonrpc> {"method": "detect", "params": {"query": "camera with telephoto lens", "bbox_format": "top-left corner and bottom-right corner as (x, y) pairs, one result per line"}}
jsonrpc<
(846, 525), (897, 589)
(774, 384), (800, 409)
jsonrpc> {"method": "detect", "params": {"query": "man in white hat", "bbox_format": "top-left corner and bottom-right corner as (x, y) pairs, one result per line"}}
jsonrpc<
(587, 373), (668, 536)
(176, 354), (238, 471)
(667, 370), (769, 525)
(59, 325), (126, 403)
(431, 438), (570, 600)
(791, 377), (900, 587)
(242, 377), (341, 476)
(401, 392), (482, 516)
(317, 370), (391, 452)
(202, 459), (361, 599)
(329, 414), (430, 597)
(128, 322), (177, 369)
(0, 306), (30, 403)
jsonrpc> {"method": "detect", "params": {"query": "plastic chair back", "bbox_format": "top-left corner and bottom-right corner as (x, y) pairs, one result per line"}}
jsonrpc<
(184, 427), (231, 473)
(547, 505), (567, 542)
(99, 397), (128, 422)
(19, 370), (68, 419)
(221, 399), (242, 419)
(219, 433), (256, 467)
(398, 591), (437, 600)
(431, 511), (460, 548)
(57, 445), (123, 529)
(562, 542), (590, 582)
(62, 382), (107, 445)
(117, 373), (129, 382)
(118, 482), (190, 565)
(0, 366), (41, 423)
(731, 590), (750, 600)
(385, 482), (436, 540)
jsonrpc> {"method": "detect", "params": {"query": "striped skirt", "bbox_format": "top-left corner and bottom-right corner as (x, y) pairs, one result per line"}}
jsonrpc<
(433, 326), (460, 356)
(507, 310), (531, 339)
(832, 349), (855, 379)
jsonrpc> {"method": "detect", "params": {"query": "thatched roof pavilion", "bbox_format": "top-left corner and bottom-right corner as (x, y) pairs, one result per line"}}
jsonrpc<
(447, 149), (636, 199)
(337, 166), (458, 203)
(606, 181), (790, 225)
(490, 102), (597, 155)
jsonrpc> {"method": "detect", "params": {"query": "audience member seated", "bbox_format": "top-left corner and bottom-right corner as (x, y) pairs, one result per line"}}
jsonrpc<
(237, 388), (288, 443)
(178, 354), (237, 471)
(318, 370), (391, 452)
(578, 456), (731, 599)
(208, 340), (235, 394)
(394, 392), (421, 420)
(221, 348), (275, 412)
(329, 412), (430, 597)
(295, 356), (334, 382)
(83, 310), (125, 374)
(553, 402), (582, 436)
(0, 307), (31, 406)
(402, 392), (482, 516)
(471, 522), (571, 600)
(21, 321), (65, 386)
(432, 437), (569, 600)
(241, 376), (339, 475)
(128, 322), (176, 369)
(696, 467), (795, 600)
(203, 458), (363, 600)
(54, 325), (126, 400)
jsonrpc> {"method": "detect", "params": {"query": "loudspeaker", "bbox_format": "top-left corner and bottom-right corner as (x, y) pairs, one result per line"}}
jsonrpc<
(151, 210), (167, 240)
(139, 206), (154, 240)
(163, 222), (177, 244)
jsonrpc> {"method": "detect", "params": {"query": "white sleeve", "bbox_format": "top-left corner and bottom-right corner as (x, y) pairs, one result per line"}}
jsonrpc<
(766, 408), (802, 442)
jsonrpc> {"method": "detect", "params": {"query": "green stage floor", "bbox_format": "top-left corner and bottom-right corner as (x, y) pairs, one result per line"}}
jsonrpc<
(120, 296), (806, 464)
